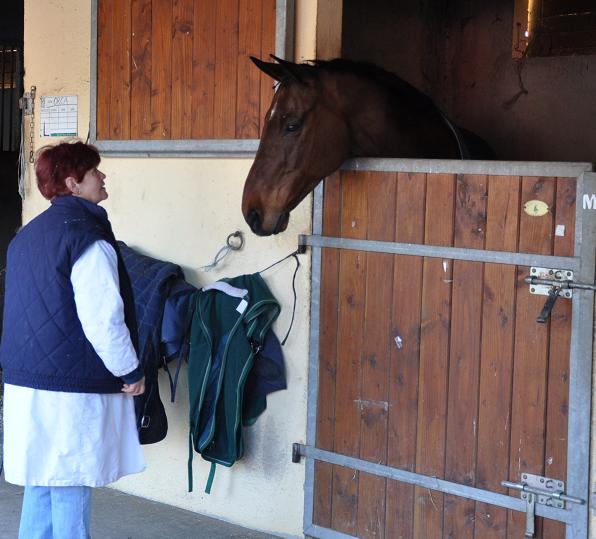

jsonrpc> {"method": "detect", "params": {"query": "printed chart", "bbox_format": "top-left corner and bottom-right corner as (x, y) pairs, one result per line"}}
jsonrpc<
(40, 95), (78, 137)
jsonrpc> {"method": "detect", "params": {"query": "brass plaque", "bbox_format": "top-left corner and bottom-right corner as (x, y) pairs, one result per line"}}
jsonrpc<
(523, 200), (549, 217)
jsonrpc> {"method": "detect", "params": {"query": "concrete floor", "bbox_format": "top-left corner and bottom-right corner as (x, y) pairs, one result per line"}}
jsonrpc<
(0, 476), (282, 539)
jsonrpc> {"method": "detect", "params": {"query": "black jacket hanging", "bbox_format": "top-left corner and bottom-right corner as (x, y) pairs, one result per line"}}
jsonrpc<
(119, 242), (197, 444)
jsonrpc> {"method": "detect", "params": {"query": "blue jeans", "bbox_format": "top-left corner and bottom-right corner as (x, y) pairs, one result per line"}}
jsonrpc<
(18, 486), (92, 539)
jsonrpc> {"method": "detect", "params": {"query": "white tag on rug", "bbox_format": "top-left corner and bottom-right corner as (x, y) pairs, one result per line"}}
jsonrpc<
(236, 299), (248, 314)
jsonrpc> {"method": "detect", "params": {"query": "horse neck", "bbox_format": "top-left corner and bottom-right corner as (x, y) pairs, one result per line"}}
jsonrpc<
(332, 72), (460, 159)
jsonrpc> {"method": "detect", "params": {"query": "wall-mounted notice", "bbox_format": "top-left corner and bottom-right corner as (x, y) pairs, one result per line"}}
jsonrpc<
(40, 95), (78, 137)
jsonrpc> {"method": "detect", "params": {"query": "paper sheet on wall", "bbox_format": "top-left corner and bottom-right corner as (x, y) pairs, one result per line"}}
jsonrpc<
(40, 95), (78, 137)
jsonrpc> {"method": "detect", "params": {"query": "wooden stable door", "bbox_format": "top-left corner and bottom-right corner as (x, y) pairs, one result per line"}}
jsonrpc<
(304, 166), (595, 539)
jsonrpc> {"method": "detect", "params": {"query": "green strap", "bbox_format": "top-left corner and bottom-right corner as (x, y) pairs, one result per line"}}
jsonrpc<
(188, 431), (194, 493)
(205, 462), (217, 494)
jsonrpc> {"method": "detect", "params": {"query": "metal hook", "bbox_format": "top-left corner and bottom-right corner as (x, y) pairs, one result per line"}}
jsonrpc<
(226, 231), (244, 251)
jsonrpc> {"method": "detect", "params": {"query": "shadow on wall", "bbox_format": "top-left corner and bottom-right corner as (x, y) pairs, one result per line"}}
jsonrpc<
(0, 151), (22, 332)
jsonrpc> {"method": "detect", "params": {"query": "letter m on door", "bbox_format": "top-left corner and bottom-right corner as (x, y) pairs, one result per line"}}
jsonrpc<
(583, 193), (596, 209)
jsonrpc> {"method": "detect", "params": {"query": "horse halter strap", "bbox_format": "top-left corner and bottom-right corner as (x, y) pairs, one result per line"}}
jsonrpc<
(439, 112), (471, 159)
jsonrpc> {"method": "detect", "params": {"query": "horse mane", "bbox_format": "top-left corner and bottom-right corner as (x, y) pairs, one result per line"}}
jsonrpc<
(309, 58), (438, 112)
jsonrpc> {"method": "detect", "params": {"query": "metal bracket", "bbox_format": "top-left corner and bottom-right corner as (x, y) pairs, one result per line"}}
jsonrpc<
(292, 442), (303, 463)
(525, 266), (596, 323)
(527, 267), (573, 299)
(522, 492), (536, 538)
(526, 267), (572, 323)
(297, 235), (308, 254)
(502, 473), (585, 538)
(526, 268), (596, 293)
(19, 86), (36, 115)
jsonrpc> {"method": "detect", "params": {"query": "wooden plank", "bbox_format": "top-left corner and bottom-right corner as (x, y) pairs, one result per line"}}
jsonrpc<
(130, 0), (152, 138)
(100, 0), (276, 140)
(443, 175), (488, 539)
(96, 0), (113, 139)
(314, 172), (342, 528)
(107, 0), (131, 139)
(213, 0), (239, 138)
(259, 0), (276, 136)
(412, 173), (456, 539)
(474, 176), (520, 539)
(507, 177), (556, 539)
(171, 0), (194, 139)
(552, 178), (576, 258)
(541, 177), (576, 539)
(150, 0), (173, 139)
(356, 172), (396, 539)
(385, 172), (426, 539)
(191, 0), (216, 139)
(236, 0), (262, 139)
(331, 170), (368, 536)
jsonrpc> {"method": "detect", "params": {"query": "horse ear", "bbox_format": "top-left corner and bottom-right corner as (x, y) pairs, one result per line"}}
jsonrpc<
(249, 55), (307, 84)
(250, 56), (289, 82)
(269, 55), (307, 84)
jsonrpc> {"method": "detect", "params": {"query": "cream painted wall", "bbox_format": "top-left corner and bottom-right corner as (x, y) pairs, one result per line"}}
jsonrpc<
(101, 158), (312, 538)
(23, 1), (318, 537)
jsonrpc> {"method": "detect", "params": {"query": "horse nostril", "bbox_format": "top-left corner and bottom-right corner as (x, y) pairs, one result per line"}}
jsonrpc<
(246, 208), (261, 232)
(273, 212), (289, 235)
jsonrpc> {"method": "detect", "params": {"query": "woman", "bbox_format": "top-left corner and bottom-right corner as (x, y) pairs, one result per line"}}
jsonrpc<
(0, 141), (145, 538)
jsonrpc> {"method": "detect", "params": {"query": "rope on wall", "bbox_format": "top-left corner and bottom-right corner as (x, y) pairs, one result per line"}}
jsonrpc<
(200, 231), (244, 271)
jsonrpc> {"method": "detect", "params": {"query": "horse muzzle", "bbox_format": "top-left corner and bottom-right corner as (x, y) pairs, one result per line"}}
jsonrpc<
(245, 208), (289, 236)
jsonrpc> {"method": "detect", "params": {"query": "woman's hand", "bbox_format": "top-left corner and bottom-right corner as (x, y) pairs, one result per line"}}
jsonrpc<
(122, 377), (145, 396)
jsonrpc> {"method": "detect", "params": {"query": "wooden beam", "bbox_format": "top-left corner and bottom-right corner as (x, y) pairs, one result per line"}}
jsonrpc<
(315, 0), (342, 59)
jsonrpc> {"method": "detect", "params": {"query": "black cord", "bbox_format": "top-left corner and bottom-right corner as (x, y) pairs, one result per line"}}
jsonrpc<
(260, 249), (301, 345)
(281, 253), (300, 345)
(259, 248), (300, 273)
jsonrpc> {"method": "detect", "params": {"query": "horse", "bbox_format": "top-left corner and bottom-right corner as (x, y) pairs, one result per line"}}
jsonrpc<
(242, 56), (494, 236)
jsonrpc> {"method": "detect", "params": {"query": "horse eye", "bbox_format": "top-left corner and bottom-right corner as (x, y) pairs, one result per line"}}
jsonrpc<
(284, 122), (301, 134)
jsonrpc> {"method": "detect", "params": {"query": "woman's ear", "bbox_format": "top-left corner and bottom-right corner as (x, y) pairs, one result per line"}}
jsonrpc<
(64, 176), (80, 195)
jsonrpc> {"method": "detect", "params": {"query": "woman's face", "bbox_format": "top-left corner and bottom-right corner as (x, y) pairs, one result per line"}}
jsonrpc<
(76, 168), (108, 204)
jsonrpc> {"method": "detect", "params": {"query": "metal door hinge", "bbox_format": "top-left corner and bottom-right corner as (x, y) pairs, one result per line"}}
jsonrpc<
(502, 473), (585, 538)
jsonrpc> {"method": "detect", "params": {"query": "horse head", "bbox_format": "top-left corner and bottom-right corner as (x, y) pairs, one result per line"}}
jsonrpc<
(242, 56), (494, 236)
(242, 56), (351, 236)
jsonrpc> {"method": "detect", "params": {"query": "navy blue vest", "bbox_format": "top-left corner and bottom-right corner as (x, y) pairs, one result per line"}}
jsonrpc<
(0, 196), (138, 393)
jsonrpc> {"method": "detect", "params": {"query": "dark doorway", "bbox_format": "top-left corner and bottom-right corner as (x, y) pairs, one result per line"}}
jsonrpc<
(0, 0), (23, 455)
(342, 0), (596, 163)
(0, 0), (23, 330)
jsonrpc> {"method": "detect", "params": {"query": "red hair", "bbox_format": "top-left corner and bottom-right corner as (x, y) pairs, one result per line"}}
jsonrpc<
(35, 141), (101, 200)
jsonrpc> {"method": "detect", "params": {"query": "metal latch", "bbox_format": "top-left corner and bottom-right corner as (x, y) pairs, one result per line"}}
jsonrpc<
(502, 473), (585, 538)
(527, 267), (573, 298)
(526, 267), (596, 323)
(19, 86), (36, 115)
